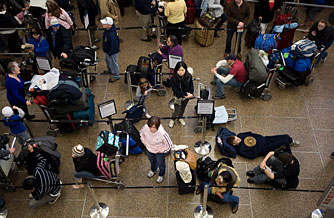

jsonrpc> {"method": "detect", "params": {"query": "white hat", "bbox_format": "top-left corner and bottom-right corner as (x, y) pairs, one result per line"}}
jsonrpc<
(175, 161), (192, 183)
(50, 18), (60, 27)
(2, 106), (14, 118)
(72, 144), (85, 157)
(100, 17), (113, 26)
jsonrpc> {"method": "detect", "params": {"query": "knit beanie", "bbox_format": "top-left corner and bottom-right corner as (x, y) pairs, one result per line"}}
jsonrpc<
(72, 144), (85, 157)
(2, 106), (14, 118)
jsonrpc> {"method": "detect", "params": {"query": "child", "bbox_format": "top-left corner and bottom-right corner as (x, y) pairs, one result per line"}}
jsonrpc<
(136, 77), (151, 118)
(2, 106), (30, 146)
(100, 17), (120, 83)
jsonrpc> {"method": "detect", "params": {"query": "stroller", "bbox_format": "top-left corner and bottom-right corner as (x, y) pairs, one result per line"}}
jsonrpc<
(275, 39), (323, 89)
(241, 48), (284, 101)
(93, 130), (130, 188)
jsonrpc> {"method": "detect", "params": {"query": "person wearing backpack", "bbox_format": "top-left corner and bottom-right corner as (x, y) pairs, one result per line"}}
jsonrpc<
(140, 116), (173, 183)
(101, 17), (120, 82)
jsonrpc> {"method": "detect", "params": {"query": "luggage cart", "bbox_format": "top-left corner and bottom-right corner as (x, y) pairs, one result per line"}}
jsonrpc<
(0, 134), (19, 192)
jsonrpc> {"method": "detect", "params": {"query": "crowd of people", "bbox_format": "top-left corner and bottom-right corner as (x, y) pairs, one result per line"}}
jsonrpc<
(0, 0), (333, 214)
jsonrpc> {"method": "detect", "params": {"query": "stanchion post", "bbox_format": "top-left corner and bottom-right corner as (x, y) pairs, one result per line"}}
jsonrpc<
(194, 184), (214, 218)
(124, 71), (134, 110)
(88, 182), (109, 218)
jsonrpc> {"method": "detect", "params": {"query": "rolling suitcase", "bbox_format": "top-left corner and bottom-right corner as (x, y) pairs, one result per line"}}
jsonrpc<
(185, 0), (196, 24)
(72, 88), (95, 126)
(273, 14), (296, 50)
(194, 19), (214, 47)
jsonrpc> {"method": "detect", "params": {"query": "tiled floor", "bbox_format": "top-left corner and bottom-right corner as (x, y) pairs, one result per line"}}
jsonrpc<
(0, 3), (334, 218)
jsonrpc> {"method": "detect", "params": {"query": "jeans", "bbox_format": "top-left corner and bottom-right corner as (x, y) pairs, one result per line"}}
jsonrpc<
(146, 150), (166, 176)
(15, 131), (30, 147)
(172, 98), (189, 121)
(213, 67), (242, 96)
(200, 181), (239, 207)
(315, 39), (334, 66)
(225, 29), (244, 54)
(105, 53), (120, 79)
(252, 156), (286, 186)
(74, 171), (98, 179)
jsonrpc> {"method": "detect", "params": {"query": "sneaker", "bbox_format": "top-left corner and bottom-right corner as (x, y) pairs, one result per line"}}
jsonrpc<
(247, 178), (255, 184)
(141, 38), (151, 42)
(210, 80), (216, 85)
(48, 191), (61, 204)
(108, 77), (120, 83)
(246, 170), (255, 177)
(178, 119), (186, 126)
(321, 57), (327, 63)
(212, 95), (226, 100)
(91, 45), (99, 50)
(156, 176), (164, 183)
(169, 120), (175, 128)
(147, 170), (156, 178)
(330, 152), (334, 159)
(94, 38), (101, 43)
(290, 140), (300, 147)
(145, 113), (151, 119)
(29, 193), (33, 199)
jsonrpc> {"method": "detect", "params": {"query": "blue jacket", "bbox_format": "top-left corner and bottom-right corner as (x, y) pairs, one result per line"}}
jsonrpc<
(102, 25), (120, 56)
(28, 36), (50, 57)
(3, 115), (26, 134)
(5, 75), (26, 105)
(216, 127), (237, 158)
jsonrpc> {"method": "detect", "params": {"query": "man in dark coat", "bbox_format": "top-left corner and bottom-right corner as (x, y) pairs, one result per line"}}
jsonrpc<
(46, 18), (73, 59)
(254, 0), (282, 33)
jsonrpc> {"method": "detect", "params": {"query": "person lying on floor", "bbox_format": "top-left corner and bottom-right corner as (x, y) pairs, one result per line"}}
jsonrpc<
(246, 150), (300, 189)
(216, 127), (300, 159)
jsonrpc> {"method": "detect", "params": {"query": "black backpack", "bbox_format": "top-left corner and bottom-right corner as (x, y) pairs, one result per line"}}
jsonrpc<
(196, 157), (233, 182)
(114, 120), (145, 151)
(137, 56), (151, 75)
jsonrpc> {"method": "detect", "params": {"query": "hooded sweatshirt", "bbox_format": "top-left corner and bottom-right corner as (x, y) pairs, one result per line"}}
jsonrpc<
(140, 124), (173, 154)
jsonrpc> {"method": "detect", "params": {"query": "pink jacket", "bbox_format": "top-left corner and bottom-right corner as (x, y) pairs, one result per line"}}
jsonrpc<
(140, 124), (173, 154)
(45, 8), (73, 29)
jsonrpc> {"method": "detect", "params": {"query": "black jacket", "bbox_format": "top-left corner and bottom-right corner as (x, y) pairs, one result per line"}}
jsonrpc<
(73, 148), (101, 176)
(77, 0), (97, 26)
(47, 25), (73, 57)
(308, 21), (332, 49)
(170, 73), (194, 98)
(0, 11), (20, 28)
(134, 0), (157, 15)
(254, 0), (282, 23)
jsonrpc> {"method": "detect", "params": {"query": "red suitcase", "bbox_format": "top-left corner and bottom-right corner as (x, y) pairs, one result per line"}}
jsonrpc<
(273, 14), (296, 50)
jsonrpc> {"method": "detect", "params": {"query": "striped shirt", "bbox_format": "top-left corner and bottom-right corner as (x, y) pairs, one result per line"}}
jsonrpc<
(32, 151), (61, 199)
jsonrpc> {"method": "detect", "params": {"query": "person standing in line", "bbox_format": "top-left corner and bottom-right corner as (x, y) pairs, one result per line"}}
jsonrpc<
(254, 0), (282, 34)
(140, 116), (173, 183)
(101, 17), (121, 83)
(169, 61), (194, 128)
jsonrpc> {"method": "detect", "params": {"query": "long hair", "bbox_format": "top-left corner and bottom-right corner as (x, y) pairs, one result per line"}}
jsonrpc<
(46, 0), (62, 17)
(138, 77), (150, 94)
(173, 61), (190, 82)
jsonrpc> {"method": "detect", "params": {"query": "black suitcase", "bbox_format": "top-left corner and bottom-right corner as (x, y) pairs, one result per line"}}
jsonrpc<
(175, 165), (196, 194)
(244, 20), (261, 48)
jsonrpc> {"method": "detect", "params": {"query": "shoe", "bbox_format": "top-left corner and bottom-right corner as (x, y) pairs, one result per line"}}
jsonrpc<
(178, 119), (186, 126)
(72, 184), (85, 190)
(29, 193), (33, 199)
(210, 80), (216, 85)
(26, 115), (35, 120)
(108, 77), (120, 83)
(224, 53), (229, 58)
(169, 120), (175, 128)
(148, 34), (157, 39)
(231, 205), (239, 214)
(214, 33), (220, 38)
(212, 95), (226, 100)
(156, 176), (164, 183)
(145, 113), (151, 119)
(48, 191), (61, 204)
(247, 178), (255, 184)
(91, 45), (99, 50)
(195, 187), (203, 195)
(330, 152), (334, 159)
(246, 170), (255, 177)
(290, 140), (300, 147)
(321, 57), (327, 63)
(94, 38), (100, 43)
(141, 38), (151, 42)
(163, 80), (171, 88)
(147, 170), (156, 178)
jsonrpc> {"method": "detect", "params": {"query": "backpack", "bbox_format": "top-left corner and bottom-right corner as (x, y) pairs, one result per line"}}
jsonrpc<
(114, 120), (145, 151)
(196, 156), (217, 182)
(282, 47), (311, 72)
(96, 130), (119, 156)
(291, 39), (317, 58)
(245, 48), (268, 84)
(137, 56), (151, 74)
(254, 34), (277, 52)
(119, 136), (143, 155)
(173, 149), (197, 170)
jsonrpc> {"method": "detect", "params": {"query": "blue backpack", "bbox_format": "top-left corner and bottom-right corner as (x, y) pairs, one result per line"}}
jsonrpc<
(282, 47), (311, 72)
(119, 136), (143, 155)
(254, 34), (278, 52)
(291, 39), (317, 58)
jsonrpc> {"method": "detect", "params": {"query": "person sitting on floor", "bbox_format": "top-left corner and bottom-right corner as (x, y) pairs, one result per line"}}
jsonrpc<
(72, 144), (102, 189)
(246, 150), (300, 189)
(216, 127), (300, 159)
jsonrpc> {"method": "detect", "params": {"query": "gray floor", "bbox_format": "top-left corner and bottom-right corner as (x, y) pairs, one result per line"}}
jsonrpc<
(0, 3), (334, 218)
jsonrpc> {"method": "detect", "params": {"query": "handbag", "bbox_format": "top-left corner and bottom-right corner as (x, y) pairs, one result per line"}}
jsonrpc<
(199, 13), (215, 28)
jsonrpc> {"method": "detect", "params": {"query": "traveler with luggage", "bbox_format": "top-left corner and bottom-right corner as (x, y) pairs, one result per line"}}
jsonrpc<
(196, 161), (240, 214)
(210, 53), (246, 100)
(254, 0), (282, 34)
(5, 61), (35, 120)
(46, 18), (73, 59)
(140, 116), (173, 183)
(2, 106), (30, 146)
(136, 77), (151, 119)
(45, 0), (73, 30)
(164, 0), (187, 45)
(72, 144), (102, 189)
(23, 144), (62, 207)
(134, 0), (162, 42)
(224, 0), (250, 58)
(246, 150), (300, 189)
(169, 61), (194, 128)
(101, 17), (120, 83)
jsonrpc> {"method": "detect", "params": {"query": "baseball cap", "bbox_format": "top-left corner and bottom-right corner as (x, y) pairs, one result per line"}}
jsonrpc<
(50, 18), (60, 27)
(224, 53), (237, 61)
(100, 17), (113, 26)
